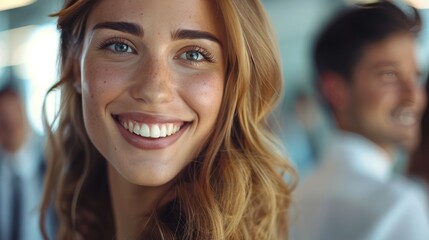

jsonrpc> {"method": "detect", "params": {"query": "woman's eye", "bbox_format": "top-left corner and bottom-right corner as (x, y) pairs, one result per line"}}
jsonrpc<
(180, 50), (205, 61)
(106, 42), (134, 53)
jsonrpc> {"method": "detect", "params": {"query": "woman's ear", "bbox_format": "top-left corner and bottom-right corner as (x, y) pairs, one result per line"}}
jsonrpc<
(73, 61), (82, 94)
(320, 71), (350, 113)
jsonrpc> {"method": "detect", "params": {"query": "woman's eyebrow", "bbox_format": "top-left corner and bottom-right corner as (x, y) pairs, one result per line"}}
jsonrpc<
(91, 23), (221, 46)
(92, 21), (144, 37)
(171, 29), (222, 46)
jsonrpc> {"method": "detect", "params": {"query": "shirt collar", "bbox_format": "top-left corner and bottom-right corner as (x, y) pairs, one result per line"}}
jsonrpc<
(0, 131), (43, 179)
(323, 131), (393, 181)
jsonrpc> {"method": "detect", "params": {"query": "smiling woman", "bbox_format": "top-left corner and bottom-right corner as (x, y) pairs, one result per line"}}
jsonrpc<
(40, 0), (294, 239)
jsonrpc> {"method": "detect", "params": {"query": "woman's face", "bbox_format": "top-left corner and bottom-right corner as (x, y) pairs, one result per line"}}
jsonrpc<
(80, 0), (226, 186)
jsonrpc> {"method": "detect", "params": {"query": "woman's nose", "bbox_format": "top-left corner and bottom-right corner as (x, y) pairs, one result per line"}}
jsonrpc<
(129, 57), (174, 104)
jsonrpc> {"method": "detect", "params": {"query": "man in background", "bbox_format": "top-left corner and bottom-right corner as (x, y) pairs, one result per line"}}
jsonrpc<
(0, 82), (52, 240)
(291, 2), (429, 240)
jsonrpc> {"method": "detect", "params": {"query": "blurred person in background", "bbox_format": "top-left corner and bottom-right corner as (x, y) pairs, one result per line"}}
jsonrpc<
(291, 2), (429, 240)
(0, 82), (53, 240)
(408, 73), (429, 193)
(279, 89), (329, 178)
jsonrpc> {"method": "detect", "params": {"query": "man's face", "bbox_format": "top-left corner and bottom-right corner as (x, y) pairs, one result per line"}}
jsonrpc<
(341, 33), (426, 152)
(0, 91), (27, 153)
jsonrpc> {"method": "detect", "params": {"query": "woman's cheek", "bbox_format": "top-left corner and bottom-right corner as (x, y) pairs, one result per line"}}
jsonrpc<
(82, 58), (130, 102)
(181, 71), (224, 112)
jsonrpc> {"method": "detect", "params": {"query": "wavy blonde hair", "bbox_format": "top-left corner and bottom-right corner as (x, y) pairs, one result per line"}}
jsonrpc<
(40, 0), (295, 239)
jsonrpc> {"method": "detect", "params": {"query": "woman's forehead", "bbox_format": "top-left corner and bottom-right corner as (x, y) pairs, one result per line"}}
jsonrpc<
(86, 0), (225, 39)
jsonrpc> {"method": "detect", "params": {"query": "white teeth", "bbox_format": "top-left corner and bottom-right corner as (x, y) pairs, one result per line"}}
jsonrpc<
(393, 109), (417, 126)
(128, 121), (134, 132)
(121, 120), (182, 138)
(160, 125), (167, 137)
(133, 124), (140, 134)
(151, 125), (160, 138)
(140, 124), (150, 137)
(399, 113), (416, 126)
(167, 124), (174, 136)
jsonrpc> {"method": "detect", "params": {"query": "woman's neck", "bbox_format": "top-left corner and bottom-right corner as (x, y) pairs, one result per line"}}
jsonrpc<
(107, 164), (174, 239)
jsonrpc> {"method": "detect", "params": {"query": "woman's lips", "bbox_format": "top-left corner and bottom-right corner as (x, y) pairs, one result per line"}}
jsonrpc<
(112, 113), (189, 150)
(121, 121), (182, 138)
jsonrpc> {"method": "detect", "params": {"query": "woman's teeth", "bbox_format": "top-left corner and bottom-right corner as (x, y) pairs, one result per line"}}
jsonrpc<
(121, 121), (181, 138)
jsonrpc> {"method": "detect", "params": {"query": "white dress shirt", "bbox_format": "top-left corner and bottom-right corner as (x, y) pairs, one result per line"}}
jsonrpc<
(0, 132), (46, 240)
(290, 131), (429, 240)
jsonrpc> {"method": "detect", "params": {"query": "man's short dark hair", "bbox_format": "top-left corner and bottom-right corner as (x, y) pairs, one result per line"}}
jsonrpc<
(0, 82), (20, 99)
(313, 1), (421, 81)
